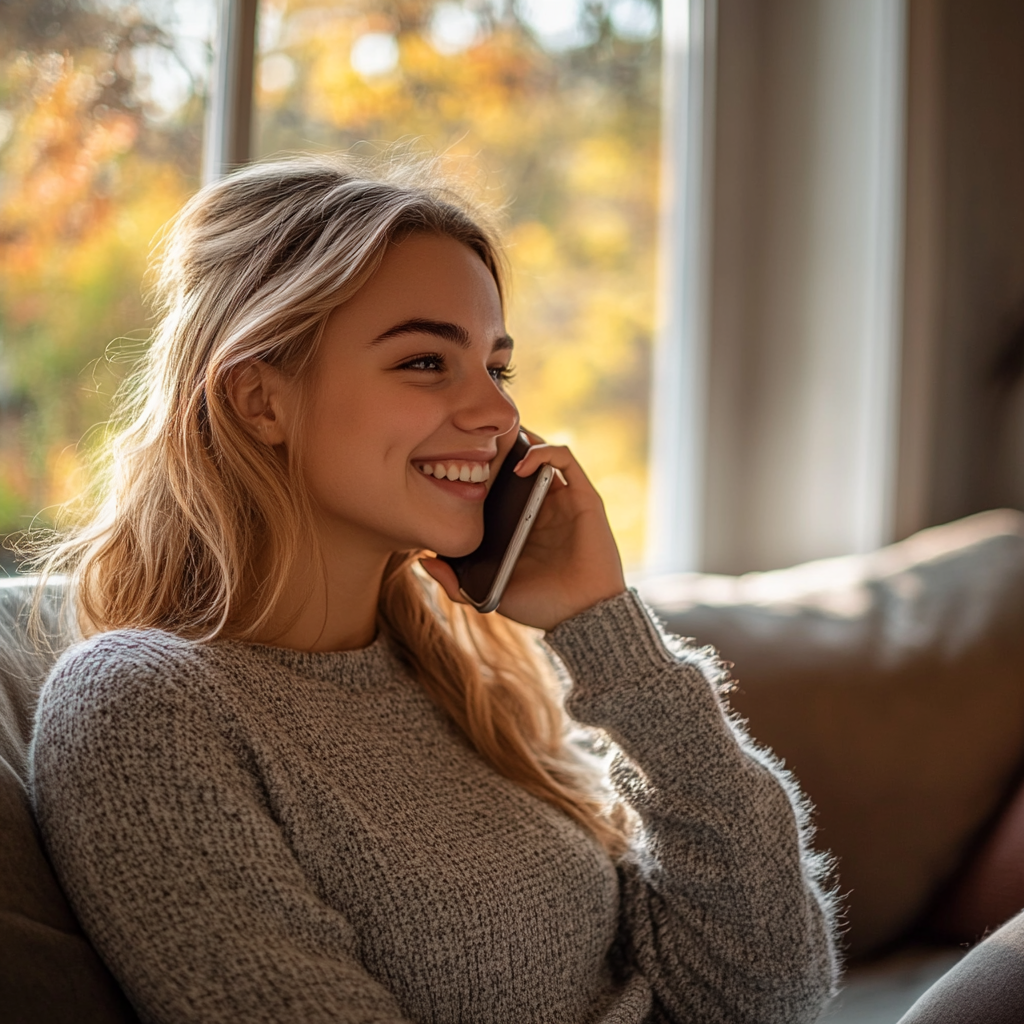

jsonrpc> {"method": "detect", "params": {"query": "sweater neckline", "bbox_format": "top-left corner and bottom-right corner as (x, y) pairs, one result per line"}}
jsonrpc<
(215, 630), (402, 685)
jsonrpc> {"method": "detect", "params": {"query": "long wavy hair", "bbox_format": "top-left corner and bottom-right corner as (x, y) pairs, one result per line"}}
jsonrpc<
(36, 154), (628, 856)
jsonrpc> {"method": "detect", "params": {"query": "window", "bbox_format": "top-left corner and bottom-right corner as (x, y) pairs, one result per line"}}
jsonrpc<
(0, 0), (214, 567)
(0, 0), (661, 572)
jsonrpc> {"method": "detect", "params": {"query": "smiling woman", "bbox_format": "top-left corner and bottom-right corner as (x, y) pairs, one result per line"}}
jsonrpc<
(27, 154), (838, 1024)
(226, 233), (520, 650)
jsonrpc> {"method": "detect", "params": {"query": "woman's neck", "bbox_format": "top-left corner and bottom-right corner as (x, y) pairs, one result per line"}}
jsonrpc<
(254, 530), (392, 653)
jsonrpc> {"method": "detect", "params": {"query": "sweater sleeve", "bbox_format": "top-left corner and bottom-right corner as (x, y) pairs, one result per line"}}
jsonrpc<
(545, 590), (840, 1024)
(30, 631), (413, 1024)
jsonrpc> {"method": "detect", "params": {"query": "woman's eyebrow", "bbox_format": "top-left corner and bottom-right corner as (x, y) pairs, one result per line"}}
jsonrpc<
(371, 318), (514, 352)
(371, 318), (470, 347)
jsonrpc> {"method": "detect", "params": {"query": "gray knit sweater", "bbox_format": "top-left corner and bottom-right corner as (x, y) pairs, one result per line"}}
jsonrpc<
(30, 590), (837, 1024)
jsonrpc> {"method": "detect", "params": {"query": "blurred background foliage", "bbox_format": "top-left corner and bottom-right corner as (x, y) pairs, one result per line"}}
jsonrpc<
(0, 0), (660, 569)
(0, 0), (209, 558)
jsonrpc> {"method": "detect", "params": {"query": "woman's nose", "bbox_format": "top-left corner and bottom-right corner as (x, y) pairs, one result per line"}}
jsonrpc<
(451, 367), (519, 437)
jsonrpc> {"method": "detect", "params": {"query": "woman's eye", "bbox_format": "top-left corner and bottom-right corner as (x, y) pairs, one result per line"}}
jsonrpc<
(395, 354), (514, 384)
(397, 354), (445, 372)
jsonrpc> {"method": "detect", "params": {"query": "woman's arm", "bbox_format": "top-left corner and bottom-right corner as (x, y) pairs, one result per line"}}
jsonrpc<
(422, 438), (839, 1019)
(546, 591), (840, 1024)
(30, 632), (414, 1024)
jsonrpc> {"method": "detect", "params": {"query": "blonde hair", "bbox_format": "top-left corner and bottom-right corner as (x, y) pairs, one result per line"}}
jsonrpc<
(37, 154), (628, 856)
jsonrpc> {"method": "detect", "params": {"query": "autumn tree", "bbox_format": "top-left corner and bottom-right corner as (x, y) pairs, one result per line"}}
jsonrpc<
(0, 0), (206, 551)
(1, 0), (661, 567)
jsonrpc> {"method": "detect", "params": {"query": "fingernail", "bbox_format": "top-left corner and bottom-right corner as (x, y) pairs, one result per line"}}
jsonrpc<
(513, 459), (525, 473)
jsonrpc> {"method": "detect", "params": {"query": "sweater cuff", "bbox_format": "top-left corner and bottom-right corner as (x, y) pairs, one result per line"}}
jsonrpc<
(544, 589), (676, 689)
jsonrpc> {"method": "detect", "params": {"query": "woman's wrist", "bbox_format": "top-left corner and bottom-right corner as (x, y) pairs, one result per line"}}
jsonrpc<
(540, 584), (630, 633)
(544, 589), (678, 707)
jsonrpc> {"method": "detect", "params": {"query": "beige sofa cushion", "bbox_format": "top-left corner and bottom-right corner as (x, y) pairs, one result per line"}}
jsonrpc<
(639, 509), (1024, 958)
(0, 578), (139, 1023)
(896, 908), (1024, 1023)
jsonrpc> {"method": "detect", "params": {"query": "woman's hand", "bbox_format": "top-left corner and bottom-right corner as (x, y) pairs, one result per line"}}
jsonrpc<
(420, 433), (627, 631)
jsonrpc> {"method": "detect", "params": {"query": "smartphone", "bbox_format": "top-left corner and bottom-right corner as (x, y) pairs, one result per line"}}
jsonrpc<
(440, 431), (555, 613)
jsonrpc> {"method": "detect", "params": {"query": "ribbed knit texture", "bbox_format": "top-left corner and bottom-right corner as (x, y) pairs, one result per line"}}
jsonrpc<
(30, 590), (837, 1023)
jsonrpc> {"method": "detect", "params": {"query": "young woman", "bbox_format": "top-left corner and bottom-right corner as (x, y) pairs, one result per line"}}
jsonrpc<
(29, 156), (838, 1024)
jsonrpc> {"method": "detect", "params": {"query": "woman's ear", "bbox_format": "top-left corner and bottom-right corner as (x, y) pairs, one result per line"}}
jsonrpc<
(227, 361), (292, 445)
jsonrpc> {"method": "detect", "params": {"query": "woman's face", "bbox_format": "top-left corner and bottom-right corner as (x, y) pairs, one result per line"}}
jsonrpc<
(290, 232), (519, 560)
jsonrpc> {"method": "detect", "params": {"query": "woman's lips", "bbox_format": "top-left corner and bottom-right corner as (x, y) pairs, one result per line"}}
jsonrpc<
(416, 460), (491, 483)
(419, 473), (488, 501)
(412, 456), (493, 501)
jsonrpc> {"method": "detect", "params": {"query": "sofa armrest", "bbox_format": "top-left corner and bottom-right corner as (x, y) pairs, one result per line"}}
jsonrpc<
(640, 510), (1024, 957)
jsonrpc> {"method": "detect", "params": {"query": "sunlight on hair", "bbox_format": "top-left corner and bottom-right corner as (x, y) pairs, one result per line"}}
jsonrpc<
(27, 153), (631, 857)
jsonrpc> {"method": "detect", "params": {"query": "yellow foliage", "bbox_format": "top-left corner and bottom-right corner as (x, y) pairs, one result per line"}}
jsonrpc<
(566, 137), (636, 198)
(507, 221), (558, 275)
(0, 57), (139, 280)
(0, 35), (196, 542)
(569, 205), (632, 266)
(46, 446), (89, 510)
(3, 0), (662, 570)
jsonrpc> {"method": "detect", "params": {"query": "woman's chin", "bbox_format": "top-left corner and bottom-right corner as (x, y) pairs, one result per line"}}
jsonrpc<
(426, 529), (484, 560)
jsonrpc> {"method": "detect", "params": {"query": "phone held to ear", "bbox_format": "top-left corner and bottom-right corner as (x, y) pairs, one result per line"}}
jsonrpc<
(440, 431), (555, 613)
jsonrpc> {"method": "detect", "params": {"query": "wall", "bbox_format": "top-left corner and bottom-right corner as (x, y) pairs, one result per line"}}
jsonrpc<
(701, 0), (905, 573)
(663, 0), (1024, 575)
(902, 0), (1024, 531)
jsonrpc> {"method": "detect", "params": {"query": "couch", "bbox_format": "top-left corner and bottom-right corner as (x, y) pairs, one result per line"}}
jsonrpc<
(4, 509), (1024, 1022)
(639, 508), (1024, 961)
(0, 578), (138, 1022)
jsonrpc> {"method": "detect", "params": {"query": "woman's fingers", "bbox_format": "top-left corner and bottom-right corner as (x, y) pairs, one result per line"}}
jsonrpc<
(417, 557), (467, 605)
(516, 431), (566, 484)
(513, 442), (598, 500)
(419, 432), (625, 629)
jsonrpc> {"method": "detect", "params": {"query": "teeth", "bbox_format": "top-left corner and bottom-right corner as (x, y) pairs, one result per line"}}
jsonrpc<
(417, 460), (491, 483)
